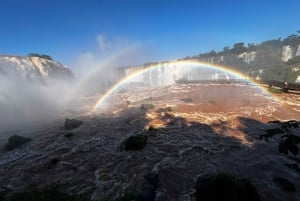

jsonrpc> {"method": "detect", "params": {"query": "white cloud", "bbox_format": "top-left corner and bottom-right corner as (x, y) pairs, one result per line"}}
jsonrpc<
(97, 34), (112, 52)
(72, 34), (151, 77)
(67, 34), (154, 100)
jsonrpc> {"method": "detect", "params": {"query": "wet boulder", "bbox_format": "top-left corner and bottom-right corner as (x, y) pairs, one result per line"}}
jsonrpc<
(64, 118), (82, 129)
(121, 133), (148, 151)
(195, 173), (260, 201)
(136, 172), (158, 201)
(5, 135), (31, 151)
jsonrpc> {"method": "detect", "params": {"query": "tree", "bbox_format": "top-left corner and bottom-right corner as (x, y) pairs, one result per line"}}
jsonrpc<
(207, 50), (217, 57)
(28, 53), (53, 60)
(40, 54), (53, 60)
(223, 46), (230, 52)
(232, 42), (246, 54)
(248, 43), (256, 51)
(28, 53), (40, 57)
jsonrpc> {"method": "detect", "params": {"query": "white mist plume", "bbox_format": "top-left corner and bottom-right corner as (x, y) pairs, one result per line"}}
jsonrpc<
(97, 34), (112, 52)
(0, 70), (72, 132)
(72, 34), (150, 77)
(67, 34), (151, 101)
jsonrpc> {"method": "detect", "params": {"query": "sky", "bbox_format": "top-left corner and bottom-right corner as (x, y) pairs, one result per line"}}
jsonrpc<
(0, 0), (300, 68)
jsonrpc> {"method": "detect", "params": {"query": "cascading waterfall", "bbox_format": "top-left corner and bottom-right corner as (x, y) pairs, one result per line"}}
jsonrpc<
(120, 63), (240, 87)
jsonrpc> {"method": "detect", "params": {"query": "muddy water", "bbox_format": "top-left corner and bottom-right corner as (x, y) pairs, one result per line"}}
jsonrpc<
(0, 84), (299, 201)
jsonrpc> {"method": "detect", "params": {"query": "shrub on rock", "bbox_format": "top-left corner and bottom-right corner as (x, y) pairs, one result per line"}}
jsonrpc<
(180, 98), (193, 103)
(141, 104), (154, 111)
(195, 173), (260, 201)
(166, 106), (175, 112)
(5, 135), (31, 151)
(121, 134), (148, 151)
(64, 118), (82, 129)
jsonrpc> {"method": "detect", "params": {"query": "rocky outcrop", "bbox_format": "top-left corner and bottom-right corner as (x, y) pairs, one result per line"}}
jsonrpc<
(5, 135), (31, 151)
(64, 118), (82, 129)
(0, 55), (74, 82)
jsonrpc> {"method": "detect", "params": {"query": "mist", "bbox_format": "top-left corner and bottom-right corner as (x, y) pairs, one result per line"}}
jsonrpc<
(66, 34), (152, 102)
(0, 34), (152, 132)
(0, 70), (72, 132)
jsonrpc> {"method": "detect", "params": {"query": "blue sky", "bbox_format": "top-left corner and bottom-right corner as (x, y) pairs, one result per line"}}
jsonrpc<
(0, 0), (300, 67)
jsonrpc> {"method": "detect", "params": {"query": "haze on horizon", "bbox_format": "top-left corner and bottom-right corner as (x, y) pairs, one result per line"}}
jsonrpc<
(0, 0), (300, 70)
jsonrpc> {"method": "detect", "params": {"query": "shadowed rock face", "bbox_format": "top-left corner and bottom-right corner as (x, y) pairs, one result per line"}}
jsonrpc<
(5, 135), (31, 151)
(0, 84), (299, 201)
(195, 173), (261, 201)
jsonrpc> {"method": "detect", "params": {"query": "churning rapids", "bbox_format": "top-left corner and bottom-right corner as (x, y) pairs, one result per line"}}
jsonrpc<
(0, 83), (300, 201)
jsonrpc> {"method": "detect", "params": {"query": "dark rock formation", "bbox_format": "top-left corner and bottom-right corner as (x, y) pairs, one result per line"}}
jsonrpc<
(5, 135), (31, 151)
(273, 177), (296, 192)
(195, 173), (260, 201)
(121, 134), (148, 151)
(64, 119), (82, 130)
(136, 172), (158, 201)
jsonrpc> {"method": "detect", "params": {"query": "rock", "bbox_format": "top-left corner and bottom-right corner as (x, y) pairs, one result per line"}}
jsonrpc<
(0, 185), (88, 201)
(195, 173), (260, 201)
(278, 134), (300, 155)
(141, 103), (155, 111)
(136, 172), (158, 201)
(121, 134), (147, 151)
(157, 168), (184, 201)
(5, 135), (31, 151)
(136, 189), (155, 201)
(64, 132), (74, 138)
(64, 118), (82, 129)
(273, 177), (296, 192)
(46, 157), (61, 169)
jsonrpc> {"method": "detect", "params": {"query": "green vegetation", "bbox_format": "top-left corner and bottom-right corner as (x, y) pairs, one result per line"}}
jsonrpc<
(267, 88), (282, 94)
(166, 106), (175, 112)
(195, 173), (260, 201)
(28, 53), (53, 60)
(208, 100), (216, 105)
(141, 103), (155, 111)
(0, 185), (88, 201)
(5, 135), (31, 151)
(180, 98), (193, 103)
(261, 120), (300, 172)
(148, 124), (157, 131)
(121, 133), (148, 151)
(180, 31), (300, 83)
(261, 64), (299, 83)
(259, 128), (284, 140)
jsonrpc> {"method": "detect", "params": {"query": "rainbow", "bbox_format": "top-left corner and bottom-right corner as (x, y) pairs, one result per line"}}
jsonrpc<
(93, 60), (279, 111)
(64, 44), (142, 104)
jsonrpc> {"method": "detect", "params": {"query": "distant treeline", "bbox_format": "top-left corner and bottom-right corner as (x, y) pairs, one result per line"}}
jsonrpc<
(28, 53), (53, 60)
(184, 32), (300, 60)
(179, 31), (300, 83)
